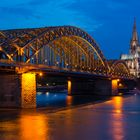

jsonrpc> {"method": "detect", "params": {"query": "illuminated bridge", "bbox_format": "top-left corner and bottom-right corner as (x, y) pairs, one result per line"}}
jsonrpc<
(0, 26), (135, 108)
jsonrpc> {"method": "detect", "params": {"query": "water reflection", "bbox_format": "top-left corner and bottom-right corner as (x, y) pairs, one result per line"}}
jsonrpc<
(112, 96), (123, 113)
(1, 95), (140, 140)
(36, 91), (109, 108)
(66, 95), (73, 106)
(37, 92), (68, 107)
(19, 114), (48, 140)
(111, 96), (124, 140)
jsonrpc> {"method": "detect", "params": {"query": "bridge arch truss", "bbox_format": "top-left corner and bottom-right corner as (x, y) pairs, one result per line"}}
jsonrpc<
(0, 26), (135, 79)
(0, 26), (110, 75)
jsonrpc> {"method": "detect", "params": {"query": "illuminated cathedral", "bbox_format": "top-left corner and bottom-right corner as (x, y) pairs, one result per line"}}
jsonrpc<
(121, 19), (140, 77)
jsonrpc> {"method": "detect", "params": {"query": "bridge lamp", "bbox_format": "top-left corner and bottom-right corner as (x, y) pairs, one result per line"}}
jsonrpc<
(39, 72), (43, 77)
(117, 79), (120, 82)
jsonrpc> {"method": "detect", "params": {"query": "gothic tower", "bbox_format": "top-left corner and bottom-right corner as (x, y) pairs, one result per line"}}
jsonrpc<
(130, 18), (139, 55)
(121, 18), (140, 77)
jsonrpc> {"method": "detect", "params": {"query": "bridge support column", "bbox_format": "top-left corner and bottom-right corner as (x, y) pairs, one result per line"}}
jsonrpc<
(67, 78), (112, 95)
(0, 73), (36, 108)
(21, 73), (36, 108)
(67, 78), (95, 95)
(118, 79), (136, 93)
(94, 79), (112, 95)
(0, 74), (21, 108)
(112, 79), (119, 95)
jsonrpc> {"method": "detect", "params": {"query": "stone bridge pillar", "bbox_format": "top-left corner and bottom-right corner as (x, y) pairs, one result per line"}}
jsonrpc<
(118, 79), (136, 93)
(21, 73), (36, 108)
(112, 79), (119, 95)
(67, 78), (96, 95)
(112, 79), (136, 95)
(0, 73), (36, 108)
(67, 78), (112, 95)
(93, 79), (112, 95)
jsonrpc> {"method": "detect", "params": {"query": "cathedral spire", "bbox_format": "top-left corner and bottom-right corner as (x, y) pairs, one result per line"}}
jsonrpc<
(132, 18), (138, 41)
(130, 18), (139, 55)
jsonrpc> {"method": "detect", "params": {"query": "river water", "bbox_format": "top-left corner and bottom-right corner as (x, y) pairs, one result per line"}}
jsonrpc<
(0, 92), (140, 140)
(37, 91), (110, 109)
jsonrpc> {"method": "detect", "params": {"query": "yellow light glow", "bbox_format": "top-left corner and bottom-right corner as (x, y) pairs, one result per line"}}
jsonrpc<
(112, 79), (118, 95)
(111, 97), (124, 140)
(19, 114), (48, 140)
(39, 72), (43, 76)
(117, 79), (120, 82)
(116, 109), (122, 113)
(118, 92), (123, 96)
(68, 80), (72, 95)
(113, 96), (123, 110)
(66, 95), (73, 106)
(21, 73), (36, 108)
(118, 83), (123, 87)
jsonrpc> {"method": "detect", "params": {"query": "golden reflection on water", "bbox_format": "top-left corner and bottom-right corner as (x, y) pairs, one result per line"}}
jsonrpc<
(112, 96), (123, 113)
(111, 97), (124, 140)
(66, 95), (73, 106)
(19, 113), (49, 140)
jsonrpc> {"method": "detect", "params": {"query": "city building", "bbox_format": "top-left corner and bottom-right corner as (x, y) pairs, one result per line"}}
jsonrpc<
(121, 19), (140, 77)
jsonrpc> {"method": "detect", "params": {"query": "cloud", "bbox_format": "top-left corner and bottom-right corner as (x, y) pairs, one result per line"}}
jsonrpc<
(0, 0), (138, 59)
(0, 0), (102, 32)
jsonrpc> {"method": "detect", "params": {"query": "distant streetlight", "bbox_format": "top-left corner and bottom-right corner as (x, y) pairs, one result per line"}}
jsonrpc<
(39, 72), (43, 76)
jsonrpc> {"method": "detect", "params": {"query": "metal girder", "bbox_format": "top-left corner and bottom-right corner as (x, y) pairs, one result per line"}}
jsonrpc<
(110, 60), (133, 79)
(0, 26), (134, 78)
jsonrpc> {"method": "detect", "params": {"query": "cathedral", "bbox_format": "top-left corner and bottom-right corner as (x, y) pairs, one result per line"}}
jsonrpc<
(121, 19), (140, 77)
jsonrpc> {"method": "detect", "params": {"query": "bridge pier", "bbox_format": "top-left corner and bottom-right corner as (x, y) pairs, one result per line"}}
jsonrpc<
(112, 79), (119, 95)
(0, 74), (21, 108)
(67, 78), (112, 95)
(68, 78), (135, 96)
(118, 79), (136, 93)
(111, 79), (136, 95)
(67, 78), (95, 95)
(21, 73), (36, 108)
(0, 73), (36, 108)
(94, 79), (112, 95)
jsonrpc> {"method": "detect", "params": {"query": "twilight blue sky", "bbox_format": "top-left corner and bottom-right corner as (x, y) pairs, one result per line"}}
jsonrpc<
(0, 0), (140, 59)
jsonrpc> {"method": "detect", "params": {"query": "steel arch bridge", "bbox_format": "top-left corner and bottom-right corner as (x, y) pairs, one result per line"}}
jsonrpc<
(108, 60), (132, 79)
(0, 26), (134, 79)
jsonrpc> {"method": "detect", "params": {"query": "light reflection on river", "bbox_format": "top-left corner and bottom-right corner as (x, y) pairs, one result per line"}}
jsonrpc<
(111, 97), (124, 140)
(1, 94), (140, 140)
(36, 91), (109, 108)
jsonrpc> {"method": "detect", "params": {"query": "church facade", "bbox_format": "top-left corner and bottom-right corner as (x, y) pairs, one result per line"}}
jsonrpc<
(121, 19), (140, 77)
